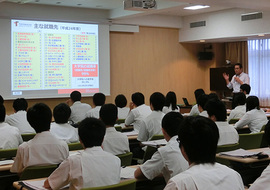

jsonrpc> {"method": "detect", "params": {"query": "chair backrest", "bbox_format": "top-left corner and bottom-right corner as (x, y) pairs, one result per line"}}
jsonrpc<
(68, 142), (83, 151)
(115, 119), (125, 125)
(228, 118), (239, 124)
(239, 132), (264, 150)
(0, 148), (17, 160)
(20, 164), (58, 180)
(260, 124), (266, 132)
(216, 143), (239, 166)
(21, 133), (36, 141)
(143, 134), (164, 163)
(81, 179), (136, 190)
(114, 126), (122, 132)
(116, 152), (133, 166)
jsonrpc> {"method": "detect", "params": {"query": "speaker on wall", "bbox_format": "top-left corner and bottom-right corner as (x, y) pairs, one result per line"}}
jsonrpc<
(198, 52), (213, 60)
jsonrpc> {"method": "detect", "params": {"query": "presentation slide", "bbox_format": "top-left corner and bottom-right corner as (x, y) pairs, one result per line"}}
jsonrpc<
(0, 18), (110, 100)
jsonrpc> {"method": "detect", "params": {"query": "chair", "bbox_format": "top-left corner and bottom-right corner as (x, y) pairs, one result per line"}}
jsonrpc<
(116, 152), (133, 166)
(81, 179), (136, 190)
(20, 164), (58, 180)
(115, 126), (122, 132)
(238, 132), (264, 150)
(228, 118), (239, 124)
(0, 148), (17, 160)
(21, 133), (36, 141)
(260, 125), (268, 147)
(216, 143), (239, 166)
(68, 142), (83, 151)
(115, 119), (125, 125)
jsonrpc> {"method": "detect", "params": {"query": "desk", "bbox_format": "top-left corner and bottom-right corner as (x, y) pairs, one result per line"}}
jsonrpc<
(216, 147), (270, 185)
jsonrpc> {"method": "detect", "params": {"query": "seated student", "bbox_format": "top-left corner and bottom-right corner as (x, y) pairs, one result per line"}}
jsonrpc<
(125, 92), (151, 132)
(85, 92), (106, 119)
(228, 92), (246, 122)
(0, 104), (23, 149)
(114, 94), (130, 120)
(44, 117), (121, 190)
(0, 95), (4, 105)
(134, 112), (188, 183)
(205, 99), (239, 146)
(50, 103), (79, 143)
(240, 83), (251, 98)
(100, 104), (130, 155)
(249, 120), (270, 190)
(137, 92), (165, 142)
(234, 96), (268, 133)
(197, 94), (209, 118)
(162, 91), (180, 114)
(164, 116), (244, 190)
(5, 98), (36, 134)
(10, 103), (69, 174)
(68, 91), (92, 124)
(189, 88), (205, 116)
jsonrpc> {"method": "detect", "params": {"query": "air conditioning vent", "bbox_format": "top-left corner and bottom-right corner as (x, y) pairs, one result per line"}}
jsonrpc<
(124, 0), (157, 11)
(241, 12), (262, 21)
(190, 21), (206, 28)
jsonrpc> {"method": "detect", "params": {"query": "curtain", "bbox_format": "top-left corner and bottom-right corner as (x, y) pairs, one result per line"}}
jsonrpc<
(225, 42), (249, 73)
(248, 39), (270, 106)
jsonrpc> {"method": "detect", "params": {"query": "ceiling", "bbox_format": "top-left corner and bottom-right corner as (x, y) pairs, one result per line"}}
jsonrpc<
(2, 0), (270, 20)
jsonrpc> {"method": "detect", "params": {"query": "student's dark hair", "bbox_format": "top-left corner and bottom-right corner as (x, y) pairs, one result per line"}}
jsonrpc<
(0, 95), (4, 105)
(205, 99), (227, 121)
(235, 63), (243, 69)
(70, 91), (81, 102)
(235, 92), (246, 106)
(27, 103), (52, 133)
(194, 89), (205, 103)
(197, 94), (209, 110)
(53, 103), (71, 124)
(240, 84), (251, 94)
(162, 112), (183, 137)
(150, 92), (165, 111)
(115, 94), (127, 108)
(208, 93), (219, 101)
(93, 93), (106, 106)
(264, 120), (270, 145)
(13, 98), (28, 112)
(164, 91), (178, 110)
(246, 96), (260, 111)
(131, 92), (145, 106)
(178, 116), (219, 164)
(100, 104), (118, 126)
(78, 117), (106, 148)
(0, 104), (6, 122)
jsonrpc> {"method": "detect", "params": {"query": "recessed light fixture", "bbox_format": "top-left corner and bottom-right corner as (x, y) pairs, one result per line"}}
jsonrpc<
(258, 34), (265, 37)
(184, 5), (210, 10)
(200, 40), (206, 43)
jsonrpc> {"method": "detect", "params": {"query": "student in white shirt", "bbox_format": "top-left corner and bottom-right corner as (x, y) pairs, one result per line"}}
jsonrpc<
(162, 91), (180, 114)
(100, 103), (130, 155)
(44, 117), (121, 190)
(228, 92), (246, 122)
(164, 116), (244, 190)
(50, 103), (79, 143)
(10, 103), (69, 174)
(135, 112), (188, 182)
(125, 92), (151, 132)
(5, 98), (36, 134)
(68, 91), (92, 124)
(114, 94), (130, 120)
(85, 92), (106, 119)
(234, 96), (268, 133)
(197, 94), (209, 118)
(249, 121), (270, 190)
(205, 99), (239, 146)
(0, 104), (23, 149)
(189, 88), (205, 116)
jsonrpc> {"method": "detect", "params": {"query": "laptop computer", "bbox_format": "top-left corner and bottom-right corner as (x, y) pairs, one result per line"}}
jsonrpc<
(182, 98), (191, 106)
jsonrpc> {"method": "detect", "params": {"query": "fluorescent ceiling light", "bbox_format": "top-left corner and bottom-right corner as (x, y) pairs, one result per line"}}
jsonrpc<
(184, 5), (210, 10)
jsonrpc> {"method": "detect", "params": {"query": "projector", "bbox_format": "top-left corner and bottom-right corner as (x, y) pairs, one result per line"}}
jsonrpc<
(124, 0), (157, 11)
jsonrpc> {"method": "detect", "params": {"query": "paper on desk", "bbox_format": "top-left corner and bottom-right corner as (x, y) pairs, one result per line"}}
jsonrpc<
(141, 139), (167, 147)
(23, 179), (69, 190)
(182, 113), (190, 117)
(219, 148), (261, 158)
(0, 160), (14, 166)
(121, 167), (136, 179)
(122, 131), (138, 136)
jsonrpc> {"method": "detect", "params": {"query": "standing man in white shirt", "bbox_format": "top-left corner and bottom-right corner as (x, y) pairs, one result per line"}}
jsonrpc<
(125, 92), (151, 132)
(5, 98), (36, 134)
(68, 91), (92, 124)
